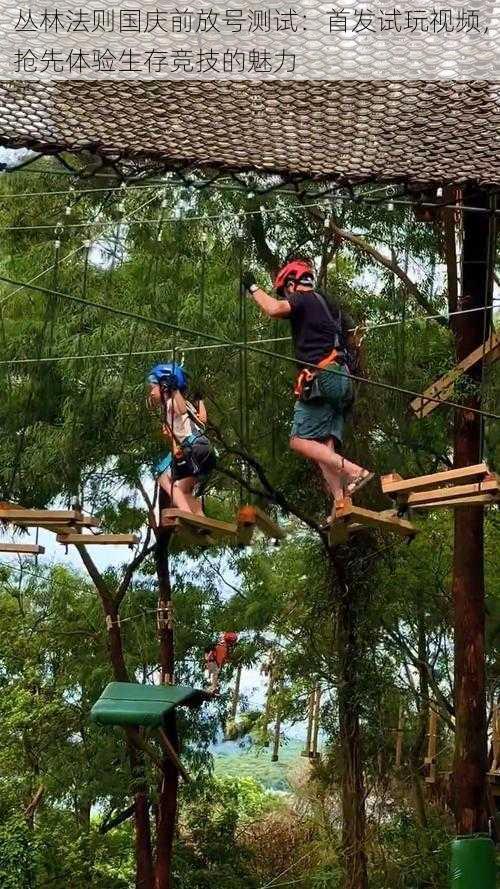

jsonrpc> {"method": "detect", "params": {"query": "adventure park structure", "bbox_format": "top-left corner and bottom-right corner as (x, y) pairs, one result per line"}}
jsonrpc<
(0, 81), (498, 889)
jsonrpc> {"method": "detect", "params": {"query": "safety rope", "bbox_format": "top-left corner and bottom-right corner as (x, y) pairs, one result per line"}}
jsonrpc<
(0, 272), (498, 423)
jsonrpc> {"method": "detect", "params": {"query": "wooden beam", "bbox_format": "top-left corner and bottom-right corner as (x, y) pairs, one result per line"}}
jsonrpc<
(491, 704), (500, 773)
(407, 476), (499, 506)
(335, 502), (417, 537)
(302, 689), (315, 757)
(161, 509), (237, 540)
(56, 533), (139, 546)
(411, 333), (500, 418)
(424, 706), (438, 784)
(158, 729), (191, 783)
(252, 506), (286, 540)
(311, 686), (321, 758)
(0, 507), (99, 527)
(236, 505), (285, 543)
(169, 521), (217, 549)
(395, 705), (404, 768)
(381, 463), (489, 496)
(410, 494), (497, 510)
(0, 543), (45, 554)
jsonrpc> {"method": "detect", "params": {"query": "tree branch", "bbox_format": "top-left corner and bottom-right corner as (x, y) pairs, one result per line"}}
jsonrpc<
(329, 221), (445, 323)
(115, 534), (155, 606)
(383, 623), (454, 727)
(245, 205), (280, 277)
(99, 803), (135, 834)
(303, 200), (446, 325)
(77, 546), (113, 609)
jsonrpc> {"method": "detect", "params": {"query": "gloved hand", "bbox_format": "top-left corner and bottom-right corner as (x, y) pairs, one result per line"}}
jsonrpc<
(242, 270), (257, 292)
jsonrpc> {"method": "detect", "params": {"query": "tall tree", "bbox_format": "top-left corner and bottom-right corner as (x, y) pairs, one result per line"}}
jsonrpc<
(451, 188), (495, 833)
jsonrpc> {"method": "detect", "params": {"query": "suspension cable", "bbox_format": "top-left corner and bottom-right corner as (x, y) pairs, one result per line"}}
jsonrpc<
(0, 272), (498, 422)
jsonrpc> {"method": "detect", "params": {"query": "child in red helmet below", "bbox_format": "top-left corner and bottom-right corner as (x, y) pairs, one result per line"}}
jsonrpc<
(204, 632), (239, 693)
(242, 258), (373, 512)
(147, 363), (216, 515)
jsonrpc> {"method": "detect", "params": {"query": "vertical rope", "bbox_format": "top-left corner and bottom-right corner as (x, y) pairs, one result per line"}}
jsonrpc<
(237, 239), (251, 505)
(200, 228), (207, 324)
(478, 192), (496, 460)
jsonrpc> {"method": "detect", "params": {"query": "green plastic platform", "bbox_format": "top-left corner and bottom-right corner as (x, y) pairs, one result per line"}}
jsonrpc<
(91, 682), (208, 728)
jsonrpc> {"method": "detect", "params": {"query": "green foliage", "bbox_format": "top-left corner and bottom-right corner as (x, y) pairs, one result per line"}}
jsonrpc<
(174, 776), (268, 889)
(0, 816), (35, 889)
(0, 160), (498, 889)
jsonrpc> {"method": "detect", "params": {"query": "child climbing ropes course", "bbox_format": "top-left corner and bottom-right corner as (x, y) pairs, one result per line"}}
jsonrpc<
(204, 632), (239, 693)
(147, 362), (216, 516)
(242, 256), (373, 513)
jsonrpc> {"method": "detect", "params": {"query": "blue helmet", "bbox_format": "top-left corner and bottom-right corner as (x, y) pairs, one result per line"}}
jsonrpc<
(147, 362), (187, 390)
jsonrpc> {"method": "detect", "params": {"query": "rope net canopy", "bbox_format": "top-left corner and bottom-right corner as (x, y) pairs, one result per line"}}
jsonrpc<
(0, 80), (499, 187)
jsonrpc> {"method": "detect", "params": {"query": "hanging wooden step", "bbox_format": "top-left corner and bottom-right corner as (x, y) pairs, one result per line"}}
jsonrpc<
(411, 332), (500, 418)
(57, 533), (139, 546)
(381, 463), (490, 497)
(161, 509), (238, 543)
(0, 543), (45, 555)
(236, 505), (285, 545)
(0, 504), (100, 530)
(381, 464), (498, 511)
(406, 475), (498, 507)
(329, 499), (417, 545)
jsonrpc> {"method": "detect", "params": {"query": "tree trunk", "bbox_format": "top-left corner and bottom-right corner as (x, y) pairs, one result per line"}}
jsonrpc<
(334, 567), (368, 889)
(229, 663), (242, 722)
(451, 187), (494, 834)
(409, 608), (429, 829)
(154, 525), (179, 889)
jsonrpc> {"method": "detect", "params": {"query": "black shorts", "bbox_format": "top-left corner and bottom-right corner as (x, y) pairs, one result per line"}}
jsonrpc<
(171, 436), (216, 481)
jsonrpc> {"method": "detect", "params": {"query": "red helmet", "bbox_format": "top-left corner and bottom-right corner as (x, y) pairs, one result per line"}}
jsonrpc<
(274, 259), (313, 293)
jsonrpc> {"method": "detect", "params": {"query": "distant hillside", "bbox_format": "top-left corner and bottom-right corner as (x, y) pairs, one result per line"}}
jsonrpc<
(214, 737), (306, 791)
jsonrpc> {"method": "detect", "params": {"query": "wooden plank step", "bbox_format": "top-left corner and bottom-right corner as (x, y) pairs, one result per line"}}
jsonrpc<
(411, 333), (500, 418)
(168, 519), (217, 548)
(381, 463), (489, 496)
(236, 505), (285, 543)
(0, 543), (45, 554)
(335, 503), (417, 537)
(0, 507), (99, 527)
(410, 494), (497, 510)
(56, 533), (139, 546)
(161, 509), (237, 540)
(408, 476), (498, 506)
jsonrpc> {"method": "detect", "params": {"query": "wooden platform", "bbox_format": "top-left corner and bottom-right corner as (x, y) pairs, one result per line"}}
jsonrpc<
(411, 333), (500, 418)
(161, 509), (238, 545)
(328, 500), (417, 545)
(381, 463), (490, 496)
(237, 505), (285, 545)
(0, 504), (100, 531)
(381, 464), (499, 511)
(57, 533), (139, 546)
(0, 543), (45, 555)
